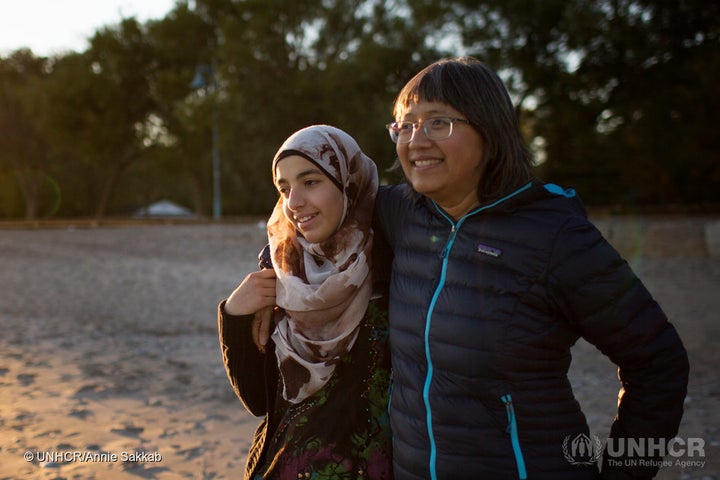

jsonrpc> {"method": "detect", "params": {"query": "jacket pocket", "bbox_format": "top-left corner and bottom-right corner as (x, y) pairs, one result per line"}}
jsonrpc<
(501, 394), (528, 480)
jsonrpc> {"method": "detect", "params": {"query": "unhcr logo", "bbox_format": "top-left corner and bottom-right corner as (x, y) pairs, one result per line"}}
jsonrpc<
(562, 435), (707, 469)
(562, 434), (603, 466)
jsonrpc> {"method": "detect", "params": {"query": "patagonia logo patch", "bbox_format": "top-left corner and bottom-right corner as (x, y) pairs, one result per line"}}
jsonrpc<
(477, 243), (502, 258)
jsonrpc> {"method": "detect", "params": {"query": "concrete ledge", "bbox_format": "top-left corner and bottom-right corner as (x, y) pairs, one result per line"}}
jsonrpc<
(706, 220), (720, 258)
(591, 215), (720, 258)
(2, 215), (719, 257)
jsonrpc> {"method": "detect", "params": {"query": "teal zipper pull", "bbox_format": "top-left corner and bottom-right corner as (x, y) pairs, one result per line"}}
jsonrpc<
(501, 394), (528, 480)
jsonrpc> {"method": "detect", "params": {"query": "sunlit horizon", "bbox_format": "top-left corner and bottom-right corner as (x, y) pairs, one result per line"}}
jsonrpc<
(0, 0), (177, 57)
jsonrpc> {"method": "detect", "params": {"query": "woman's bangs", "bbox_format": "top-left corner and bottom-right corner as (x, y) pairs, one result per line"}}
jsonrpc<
(394, 74), (447, 118)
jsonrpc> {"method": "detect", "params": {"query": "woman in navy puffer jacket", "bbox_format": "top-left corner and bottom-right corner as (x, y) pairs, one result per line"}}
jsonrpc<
(375, 56), (689, 480)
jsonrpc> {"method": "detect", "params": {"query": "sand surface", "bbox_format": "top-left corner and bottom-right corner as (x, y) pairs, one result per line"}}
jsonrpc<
(0, 218), (718, 479)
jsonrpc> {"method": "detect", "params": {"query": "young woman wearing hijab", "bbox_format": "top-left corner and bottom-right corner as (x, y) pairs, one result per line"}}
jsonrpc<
(375, 57), (689, 479)
(218, 125), (392, 480)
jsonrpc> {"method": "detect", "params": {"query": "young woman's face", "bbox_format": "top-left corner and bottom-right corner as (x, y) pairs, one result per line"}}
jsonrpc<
(275, 155), (344, 243)
(396, 101), (485, 219)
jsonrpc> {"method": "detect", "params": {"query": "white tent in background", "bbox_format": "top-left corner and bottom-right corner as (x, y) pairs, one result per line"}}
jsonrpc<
(134, 199), (195, 218)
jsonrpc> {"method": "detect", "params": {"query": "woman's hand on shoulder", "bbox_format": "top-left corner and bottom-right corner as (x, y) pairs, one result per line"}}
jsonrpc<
(251, 306), (274, 353)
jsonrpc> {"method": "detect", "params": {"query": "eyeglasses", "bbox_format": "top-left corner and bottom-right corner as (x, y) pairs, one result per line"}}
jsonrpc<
(385, 117), (470, 144)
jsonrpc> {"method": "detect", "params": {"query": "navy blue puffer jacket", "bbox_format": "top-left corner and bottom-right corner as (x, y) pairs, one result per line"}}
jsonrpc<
(374, 181), (688, 480)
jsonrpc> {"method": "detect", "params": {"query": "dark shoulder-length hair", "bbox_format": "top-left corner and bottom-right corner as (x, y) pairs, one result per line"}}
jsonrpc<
(392, 56), (536, 203)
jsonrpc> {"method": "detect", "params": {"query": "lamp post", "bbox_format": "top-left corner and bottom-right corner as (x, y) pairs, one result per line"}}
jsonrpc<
(191, 62), (221, 220)
(210, 59), (221, 221)
(211, 112), (221, 220)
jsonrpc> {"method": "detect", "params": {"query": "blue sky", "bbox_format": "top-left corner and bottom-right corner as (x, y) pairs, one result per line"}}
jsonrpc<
(0, 0), (177, 56)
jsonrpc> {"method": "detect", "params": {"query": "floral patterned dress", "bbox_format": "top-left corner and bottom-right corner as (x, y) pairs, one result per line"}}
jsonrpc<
(219, 297), (392, 480)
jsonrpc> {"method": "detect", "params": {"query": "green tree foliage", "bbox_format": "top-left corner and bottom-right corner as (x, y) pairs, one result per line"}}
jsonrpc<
(0, 50), (55, 219)
(437, 0), (720, 206)
(30, 18), (158, 218)
(210, 0), (428, 213)
(0, 0), (717, 219)
(145, 2), (217, 215)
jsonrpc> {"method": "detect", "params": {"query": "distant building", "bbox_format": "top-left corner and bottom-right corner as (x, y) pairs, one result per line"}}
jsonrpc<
(133, 200), (195, 218)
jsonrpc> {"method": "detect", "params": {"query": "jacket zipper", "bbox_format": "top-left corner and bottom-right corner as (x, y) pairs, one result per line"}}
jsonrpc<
(423, 182), (533, 479)
(502, 394), (528, 479)
(423, 224), (459, 480)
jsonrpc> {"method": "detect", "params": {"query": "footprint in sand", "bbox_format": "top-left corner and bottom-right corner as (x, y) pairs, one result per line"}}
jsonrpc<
(110, 423), (145, 437)
(16, 373), (36, 386)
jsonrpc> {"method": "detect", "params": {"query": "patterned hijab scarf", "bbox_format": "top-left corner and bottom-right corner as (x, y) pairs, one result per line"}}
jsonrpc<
(267, 125), (378, 404)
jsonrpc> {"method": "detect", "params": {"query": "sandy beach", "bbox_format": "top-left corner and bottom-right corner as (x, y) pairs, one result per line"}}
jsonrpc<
(0, 217), (718, 479)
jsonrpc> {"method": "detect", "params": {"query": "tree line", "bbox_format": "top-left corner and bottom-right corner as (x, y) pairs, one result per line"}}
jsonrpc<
(1, 0), (718, 220)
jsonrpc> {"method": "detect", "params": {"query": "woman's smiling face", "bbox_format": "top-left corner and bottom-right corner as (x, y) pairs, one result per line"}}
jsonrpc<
(396, 101), (486, 219)
(274, 154), (344, 243)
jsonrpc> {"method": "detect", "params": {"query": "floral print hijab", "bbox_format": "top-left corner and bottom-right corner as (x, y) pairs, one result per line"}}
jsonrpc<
(267, 125), (378, 403)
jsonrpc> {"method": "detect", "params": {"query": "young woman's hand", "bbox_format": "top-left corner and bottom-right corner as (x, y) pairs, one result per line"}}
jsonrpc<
(225, 269), (277, 316)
